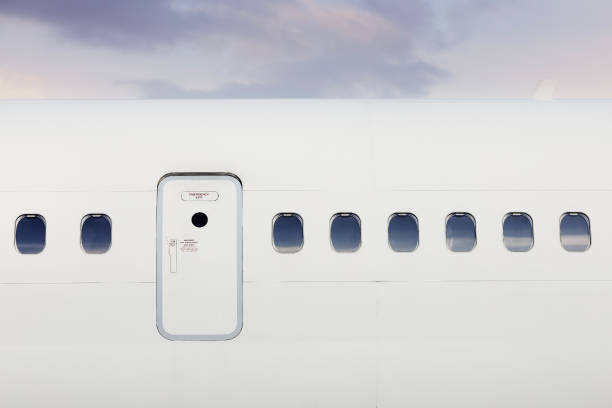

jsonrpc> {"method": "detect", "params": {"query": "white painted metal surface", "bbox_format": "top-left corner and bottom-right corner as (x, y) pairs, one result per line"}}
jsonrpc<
(157, 173), (242, 340)
(1, 100), (611, 407)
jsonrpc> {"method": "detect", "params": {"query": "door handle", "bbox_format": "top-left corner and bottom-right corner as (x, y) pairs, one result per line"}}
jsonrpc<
(169, 238), (177, 273)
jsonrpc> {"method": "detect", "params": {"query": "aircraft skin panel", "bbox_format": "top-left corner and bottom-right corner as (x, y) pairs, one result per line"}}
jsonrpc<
(1, 282), (611, 407)
(0, 100), (611, 407)
(0, 100), (611, 191)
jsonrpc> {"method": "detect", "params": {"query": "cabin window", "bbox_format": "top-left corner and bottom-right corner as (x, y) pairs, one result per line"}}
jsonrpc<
(388, 213), (419, 252)
(446, 213), (476, 252)
(330, 213), (361, 252)
(560, 212), (590, 252)
(15, 214), (46, 254)
(81, 214), (112, 254)
(272, 213), (304, 253)
(503, 213), (534, 252)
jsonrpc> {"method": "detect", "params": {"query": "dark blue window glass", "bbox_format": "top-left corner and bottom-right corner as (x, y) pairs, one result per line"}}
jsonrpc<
(272, 213), (303, 253)
(388, 213), (419, 252)
(81, 214), (112, 254)
(446, 213), (476, 252)
(330, 213), (361, 252)
(560, 213), (590, 252)
(503, 213), (534, 252)
(15, 215), (46, 254)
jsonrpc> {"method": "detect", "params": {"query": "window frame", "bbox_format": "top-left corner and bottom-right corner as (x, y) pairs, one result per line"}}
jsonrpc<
(445, 212), (477, 253)
(14, 214), (47, 255)
(502, 212), (534, 252)
(387, 212), (419, 252)
(559, 212), (591, 252)
(271, 212), (304, 254)
(329, 212), (362, 253)
(80, 213), (112, 254)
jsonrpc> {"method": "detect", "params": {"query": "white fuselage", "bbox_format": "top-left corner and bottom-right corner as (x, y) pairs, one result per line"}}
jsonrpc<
(0, 100), (610, 408)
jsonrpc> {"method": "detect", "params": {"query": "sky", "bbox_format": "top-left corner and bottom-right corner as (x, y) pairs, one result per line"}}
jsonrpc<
(0, 0), (611, 99)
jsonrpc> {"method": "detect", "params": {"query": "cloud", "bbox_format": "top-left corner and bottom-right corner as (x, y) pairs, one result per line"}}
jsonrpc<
(119, 79), (209, 98)
(0, 0), (497, 97)
(0, 1), (191, 48)
(125, 56), (445, 98)
(0, 0), (293, 49)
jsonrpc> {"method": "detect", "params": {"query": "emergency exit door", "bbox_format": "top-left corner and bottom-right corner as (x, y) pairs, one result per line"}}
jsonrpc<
(156, 173), (243, 340)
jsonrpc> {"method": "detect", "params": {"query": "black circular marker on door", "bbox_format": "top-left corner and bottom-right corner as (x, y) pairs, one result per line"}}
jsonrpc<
(191, 212), (208, 228)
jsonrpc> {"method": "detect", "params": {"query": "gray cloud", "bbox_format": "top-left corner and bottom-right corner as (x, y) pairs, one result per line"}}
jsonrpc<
(126, 56), (445, 98)
(119, 79), (209, 98)
(0, 0), (293, 48)
(0, 0), (204, 48)
(0, 0), (497, 97)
